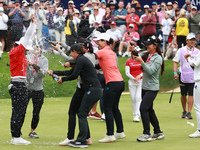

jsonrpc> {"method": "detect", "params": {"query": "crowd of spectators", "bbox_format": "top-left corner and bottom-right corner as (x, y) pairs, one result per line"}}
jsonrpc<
(0, 0), (200, 59)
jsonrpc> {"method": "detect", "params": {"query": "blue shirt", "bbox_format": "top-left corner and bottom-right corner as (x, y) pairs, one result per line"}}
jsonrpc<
(9, 9), (26, 24)
(114, 8), (127, 26)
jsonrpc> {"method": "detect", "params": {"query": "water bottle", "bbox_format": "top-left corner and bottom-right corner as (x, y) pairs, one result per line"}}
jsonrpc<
(52, 74), (59, 82)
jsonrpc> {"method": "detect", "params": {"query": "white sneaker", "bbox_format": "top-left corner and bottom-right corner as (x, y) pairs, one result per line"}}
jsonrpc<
(164, 57), (168, 60)
(101, 113), (105, 121)
(133, 115), (140, 122)
(128, 52), (131, 57)
(10, 137), (31, 145)
(59, 138), (74, 146)
(99, 135), (116, 143)
(189, 130), (200, 138)
(122, 52), (129, 57)
(114, 132), (126, 139)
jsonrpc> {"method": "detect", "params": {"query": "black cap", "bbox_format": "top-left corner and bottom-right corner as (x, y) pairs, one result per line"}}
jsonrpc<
(143, 36), (158, 45)
(15, 0), (20, 3)
(70, 44), (82, 52)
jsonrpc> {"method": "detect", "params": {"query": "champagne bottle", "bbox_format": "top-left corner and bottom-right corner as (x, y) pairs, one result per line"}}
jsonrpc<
(45, 38), (57, 46)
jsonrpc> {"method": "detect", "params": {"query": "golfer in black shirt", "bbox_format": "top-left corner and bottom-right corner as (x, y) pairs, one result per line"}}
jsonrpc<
(56, 44), (103, 148)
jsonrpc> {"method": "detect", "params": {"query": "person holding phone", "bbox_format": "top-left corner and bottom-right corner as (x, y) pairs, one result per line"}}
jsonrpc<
(126, 5), (139, 31)
(133, 35), (165, 142)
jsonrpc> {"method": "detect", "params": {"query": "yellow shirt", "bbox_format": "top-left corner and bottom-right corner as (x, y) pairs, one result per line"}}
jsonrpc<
(176, 17), (189, 36)
(65, 20), (77, 35)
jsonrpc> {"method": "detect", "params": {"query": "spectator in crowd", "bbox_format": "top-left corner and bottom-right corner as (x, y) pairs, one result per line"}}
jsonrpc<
(99, 0), (106, 18)
(63, 1), (78, 16)
(78, 7), (93, 39)
(118, 24), (140, 57)
(188, 6), (200, 38)
(126, 5), (139, 31)
(173, 33), (199, 119)
(106, 21), (122, 50)
(125, 45), (143, 122)
(4, 1), (14, 52)
(157, 2), (166, 25)
(164, 27), (178, 60)
(161, 11), (174, 55)
(171, 1), (179, 17)
(65, 13), (77, 46)
(102, 6), (114, 30)
(26, 44), (48, 139)
(23, 2), (31, 30)
(46, 4), (56, 40)
(30, 1), (44, 41)
(53, 7), (65, 44)
(176, 8), (189, 48)
(108, 1), (117, 15)
(166, 2), (173, 15)
(21, 0), (26, 10)
(172, 8), (180, 22)
(140, 5), (149, 22)
(135, 1), (144, 18)
(79, 3), (84, 17)
(53, 0), (65, 10)
(0, 6), (8, 58)
(142, 8), (157, 41)
(3, 2), (7, 11)
(73, 10), (81, 26)
(182, 0), (192, 17)
(89, 6), (102, 30)
(9, 0), (26, 42)
(114, 0), (127, 36)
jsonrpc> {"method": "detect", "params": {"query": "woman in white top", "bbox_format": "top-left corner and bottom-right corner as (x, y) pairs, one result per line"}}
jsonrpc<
(89, 6), (102, 28)
(0, 7), (8, 58)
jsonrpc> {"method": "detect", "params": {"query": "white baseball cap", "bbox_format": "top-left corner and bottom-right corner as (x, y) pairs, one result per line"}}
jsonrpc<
(68, 1), (74, 4)
(92, 31), (101, 38)
(57, 7), (63, 12)
(192, 6), (197, 10)
(186, 33), (196, 40)
(83, 7), (90, 12)
(129, 24), (135, 28)
(74, 10), (80, 14)
(144, 5), (149, 9)
(93, 33), (111, 41)
(34, 2), (40, 5)
(15, 37), (33, 50)
(165, 11), (171, 15)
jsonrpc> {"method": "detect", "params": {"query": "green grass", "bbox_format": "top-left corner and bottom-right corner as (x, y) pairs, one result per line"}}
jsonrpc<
(0, 52), (179, 99)
(0, 93), (199, 150)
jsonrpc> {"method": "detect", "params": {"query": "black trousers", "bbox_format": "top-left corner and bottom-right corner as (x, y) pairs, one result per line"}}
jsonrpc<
(9, 81), (29, 137)
(140, 90), (162, 135)
(67, 86), (91, 140)
(103, 81), (124, 135)
(77, 87), (103, 142)
(28, 90), (44, 130)
(177, 36), (187, 49)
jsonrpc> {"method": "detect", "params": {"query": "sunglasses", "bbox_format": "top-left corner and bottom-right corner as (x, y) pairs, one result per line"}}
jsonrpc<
(50, 7), (54, 8)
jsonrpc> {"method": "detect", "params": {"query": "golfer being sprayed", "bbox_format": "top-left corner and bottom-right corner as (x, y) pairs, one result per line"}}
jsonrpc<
(8, 14), (38, 145)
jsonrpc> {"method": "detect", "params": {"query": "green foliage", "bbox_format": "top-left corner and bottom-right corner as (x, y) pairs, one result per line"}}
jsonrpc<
(0, 94), (199, 150)
(0, 53), (179, 99)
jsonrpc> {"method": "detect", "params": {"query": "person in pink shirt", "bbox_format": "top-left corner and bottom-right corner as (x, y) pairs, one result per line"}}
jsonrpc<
(118, 24), (140, 57)
(157, 2), (166, 24)
(126, 6), (140, 31)
(94, 33), (126, 143)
